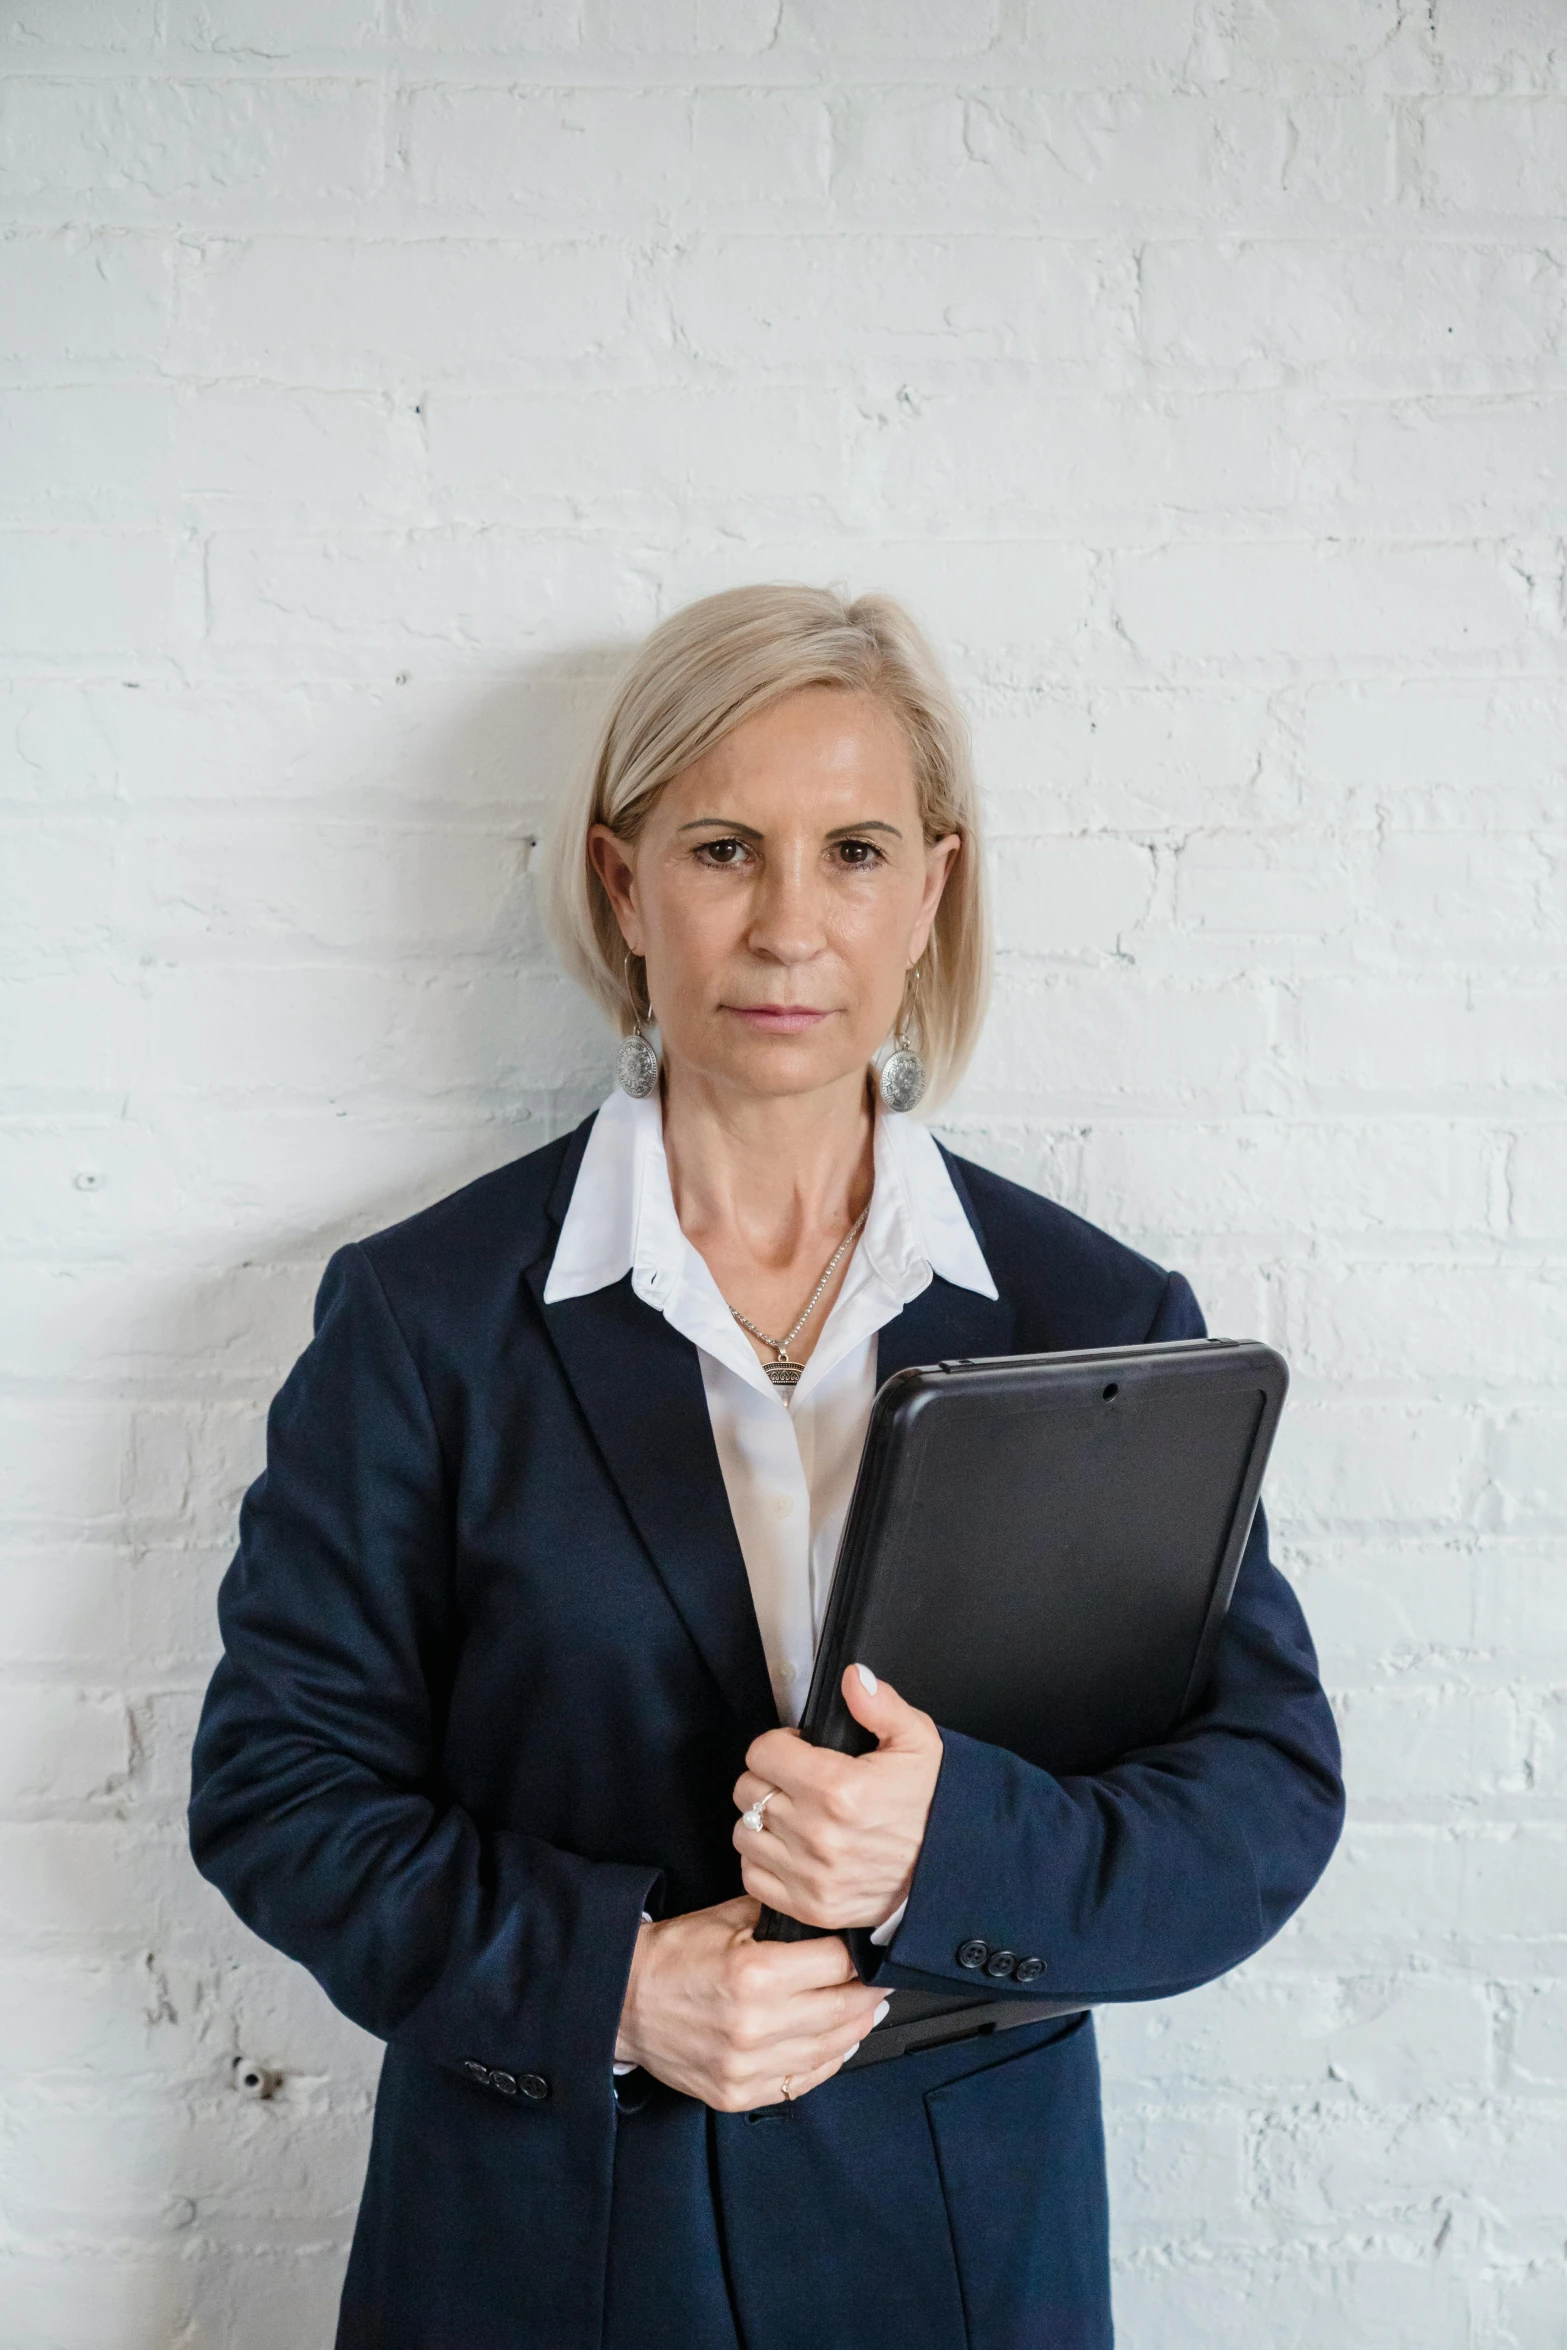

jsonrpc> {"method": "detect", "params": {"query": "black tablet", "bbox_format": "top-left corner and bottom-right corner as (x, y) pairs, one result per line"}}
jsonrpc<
(755, 1335), (1288, 1949)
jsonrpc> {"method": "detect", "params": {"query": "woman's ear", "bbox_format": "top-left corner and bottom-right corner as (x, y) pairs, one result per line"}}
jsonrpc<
(587, 824), (643, 952)
(909, 831), (962, 961)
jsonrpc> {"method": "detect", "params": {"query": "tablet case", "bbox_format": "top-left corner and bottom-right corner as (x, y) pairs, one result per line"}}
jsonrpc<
(755, 1335), (1288, 1961)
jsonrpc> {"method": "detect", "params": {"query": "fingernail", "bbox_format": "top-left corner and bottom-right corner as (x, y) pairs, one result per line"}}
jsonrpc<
(856, 1662), (878, 1695)
(842, 2042), (860, 2062)
(874, 1999), (890, 2024)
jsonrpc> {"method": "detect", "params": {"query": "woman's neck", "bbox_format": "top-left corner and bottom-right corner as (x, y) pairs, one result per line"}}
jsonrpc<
(660, 1060), (874, 1279)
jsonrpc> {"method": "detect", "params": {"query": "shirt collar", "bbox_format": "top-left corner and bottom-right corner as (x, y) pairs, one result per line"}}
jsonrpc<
(542, 1084), (998, 1318)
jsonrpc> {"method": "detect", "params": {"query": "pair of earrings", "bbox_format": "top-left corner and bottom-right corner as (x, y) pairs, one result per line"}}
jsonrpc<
(615, 958), (927, 1113)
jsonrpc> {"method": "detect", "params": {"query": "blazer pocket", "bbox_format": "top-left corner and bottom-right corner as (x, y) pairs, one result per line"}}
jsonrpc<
(924, 2016), (1112, 2350)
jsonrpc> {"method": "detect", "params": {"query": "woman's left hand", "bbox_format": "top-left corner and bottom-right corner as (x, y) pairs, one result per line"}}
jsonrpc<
(732, 1664), (943, 1931)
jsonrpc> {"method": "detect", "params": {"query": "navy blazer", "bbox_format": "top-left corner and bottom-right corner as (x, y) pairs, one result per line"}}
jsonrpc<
(189, 1116), (1343, 2350)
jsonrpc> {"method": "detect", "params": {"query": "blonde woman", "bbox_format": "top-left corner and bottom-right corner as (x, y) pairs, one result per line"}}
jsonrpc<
(190, 586), (1342, 2350)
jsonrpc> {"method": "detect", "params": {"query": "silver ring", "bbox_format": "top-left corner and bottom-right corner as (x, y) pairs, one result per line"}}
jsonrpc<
(740, 1789), (776, 1834)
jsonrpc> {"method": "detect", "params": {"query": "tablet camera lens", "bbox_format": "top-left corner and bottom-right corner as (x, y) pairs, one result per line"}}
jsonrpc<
(1102, 1382), (1119, 1400)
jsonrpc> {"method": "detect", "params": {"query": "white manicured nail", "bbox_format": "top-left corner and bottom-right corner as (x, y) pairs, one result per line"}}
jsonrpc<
(842, 2042), (860, 2061)
(874, 1999), (890, 2024)
(856, 1662), (878, 1694)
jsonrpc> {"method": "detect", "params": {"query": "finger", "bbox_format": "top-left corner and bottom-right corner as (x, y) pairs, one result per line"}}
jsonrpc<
(743, 1729), (846, 1800)
(732, 1804), (809, 1870)
(769, 2062), (839, 2106)
(758, 1932), (866, 1991)
(732, 1770), (797, 1821)
(791, 1982), (888, 2038)
(743, 1727), (801, 1777)
(778, 2039), (871, 2103)
(736, 1850), (872, 1933)
(839, 1661), (933, 1752)
(734, 1850), (801, 1915)
(731, 1798), (802, 1871)
(737, 2045), (852, 2112)
(735, 1807), (828, 1895)
(742, 1980), (883, 2055)
(746, 1991), (886, 2077)
(759, 1995), (890, 2102)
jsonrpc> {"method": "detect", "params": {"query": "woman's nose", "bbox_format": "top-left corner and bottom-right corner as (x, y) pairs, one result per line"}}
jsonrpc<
(746, 855), (829, 965)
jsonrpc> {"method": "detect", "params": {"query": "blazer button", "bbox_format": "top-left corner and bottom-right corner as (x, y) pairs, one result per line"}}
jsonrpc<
(463, 2061), (491, 2085)
(518, 2073), (550, 2102)
(984, 1948), (1017, 1979)
(956, 1938), (990, 1970)
(1013, 1955), (1046, 1985)
(488, 2070), (519, 2096)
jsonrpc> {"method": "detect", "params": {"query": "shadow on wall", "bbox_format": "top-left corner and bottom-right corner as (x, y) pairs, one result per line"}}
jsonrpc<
(31, 646), (633, 2348)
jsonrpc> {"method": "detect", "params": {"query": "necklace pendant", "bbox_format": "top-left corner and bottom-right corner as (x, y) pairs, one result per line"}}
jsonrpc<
(765, 1360), (803, 1390)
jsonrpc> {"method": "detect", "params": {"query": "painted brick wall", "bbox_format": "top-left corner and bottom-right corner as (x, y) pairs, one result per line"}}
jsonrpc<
(2, 3), (1564, 2343)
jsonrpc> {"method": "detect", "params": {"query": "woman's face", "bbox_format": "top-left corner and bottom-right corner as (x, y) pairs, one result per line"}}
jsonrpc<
(589, 687), (960, 1106)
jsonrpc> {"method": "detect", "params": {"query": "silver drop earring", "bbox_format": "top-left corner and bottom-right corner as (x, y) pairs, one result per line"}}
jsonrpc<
(879, 963), (927, 1114)
(616, 955), (660, 1099)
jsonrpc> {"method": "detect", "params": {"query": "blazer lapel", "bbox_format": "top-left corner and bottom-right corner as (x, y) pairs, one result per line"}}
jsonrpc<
(524, 1253), (779, 1740)
(876, 1274), (1015, 1384)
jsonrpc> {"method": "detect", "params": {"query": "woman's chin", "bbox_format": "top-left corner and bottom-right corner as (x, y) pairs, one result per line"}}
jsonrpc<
(670, 1033), (873, 1105)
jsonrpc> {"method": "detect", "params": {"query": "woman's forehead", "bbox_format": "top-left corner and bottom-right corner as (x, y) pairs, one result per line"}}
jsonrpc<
(662, 690), (918, 817)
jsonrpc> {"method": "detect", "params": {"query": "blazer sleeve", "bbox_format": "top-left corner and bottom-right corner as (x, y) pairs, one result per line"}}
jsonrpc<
(863, 1269), (1345, 2005)
(188, 1241), (661, 2101)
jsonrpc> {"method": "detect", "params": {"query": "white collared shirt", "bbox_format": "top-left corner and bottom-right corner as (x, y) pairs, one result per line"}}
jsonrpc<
(543, 1084), (999, 1730)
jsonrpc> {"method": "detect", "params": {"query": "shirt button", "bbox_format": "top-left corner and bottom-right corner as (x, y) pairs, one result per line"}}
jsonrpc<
(772, 1662), (797, 1686)
(767, 1494), (794, 1520)
(956, 1938), (990, 1970)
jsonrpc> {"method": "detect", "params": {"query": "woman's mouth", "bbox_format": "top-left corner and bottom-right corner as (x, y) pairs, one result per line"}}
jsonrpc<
(727, 1005), (830, 1034)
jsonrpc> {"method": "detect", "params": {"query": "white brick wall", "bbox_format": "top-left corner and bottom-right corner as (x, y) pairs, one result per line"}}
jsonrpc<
(1, 2), (1563, 2341)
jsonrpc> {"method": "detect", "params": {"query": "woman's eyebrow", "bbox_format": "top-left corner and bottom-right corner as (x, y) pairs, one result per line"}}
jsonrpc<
(675, 815), (905, 841)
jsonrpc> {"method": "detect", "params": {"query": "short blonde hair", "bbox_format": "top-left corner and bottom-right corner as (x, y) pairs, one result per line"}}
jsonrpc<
(545, 583), (990, 1111)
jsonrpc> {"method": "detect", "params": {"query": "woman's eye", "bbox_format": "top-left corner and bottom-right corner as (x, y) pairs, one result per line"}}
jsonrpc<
(694, 838), (751, 868)
(833, 838), (884, 868)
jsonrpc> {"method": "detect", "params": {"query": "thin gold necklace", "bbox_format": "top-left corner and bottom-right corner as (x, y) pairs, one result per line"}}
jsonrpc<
(726, 1205), (870, 1392)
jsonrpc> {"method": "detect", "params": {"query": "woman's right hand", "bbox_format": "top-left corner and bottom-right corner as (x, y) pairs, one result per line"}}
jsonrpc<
(613, 1895), (887, 2111)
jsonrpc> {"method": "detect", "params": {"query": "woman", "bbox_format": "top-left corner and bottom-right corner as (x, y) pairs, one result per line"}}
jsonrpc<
(189, 585), (1343, 2350)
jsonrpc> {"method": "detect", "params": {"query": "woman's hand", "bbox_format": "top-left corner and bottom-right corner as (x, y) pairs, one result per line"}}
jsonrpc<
(731, 1665), (943, 1931)
(614, 1895), (886, 2110)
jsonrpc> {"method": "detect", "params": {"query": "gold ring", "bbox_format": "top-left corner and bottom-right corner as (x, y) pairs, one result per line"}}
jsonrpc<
(781, 2075), (795, 2103)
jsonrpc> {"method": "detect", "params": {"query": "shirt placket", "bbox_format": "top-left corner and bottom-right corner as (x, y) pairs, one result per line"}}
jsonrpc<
(750, 1401), (815, 1725)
